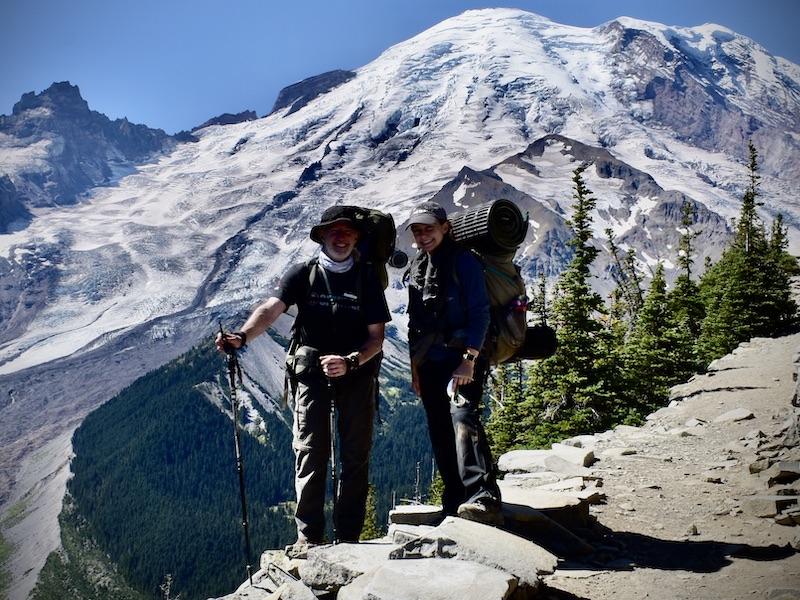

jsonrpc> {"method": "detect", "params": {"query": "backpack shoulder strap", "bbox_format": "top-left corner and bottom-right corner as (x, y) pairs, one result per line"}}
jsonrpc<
(450, 245), (472, 314)
(289, 258), (318, 343)
(284, 258), (318, 409)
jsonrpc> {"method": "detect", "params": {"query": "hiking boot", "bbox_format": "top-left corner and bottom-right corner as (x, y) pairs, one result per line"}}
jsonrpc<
(457, 498), (504, 526)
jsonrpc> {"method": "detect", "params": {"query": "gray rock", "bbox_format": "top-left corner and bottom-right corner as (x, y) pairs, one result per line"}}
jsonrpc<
(212, 568), (308, 600)
(498, 483), (591, 528)
(714, 408), (756, 422)
(501, 502), (596, 556)
(498, 450), (592, 477)
(599, 446), (638, 459)
(551, 443), (596, 467)
(612, 424), (647, 438)
(298, 541), (398, 594)
(535, 476), (589, 492)
(338, 558), (517, 600)
(647, 405), (681, 421)
(390, 516), (557, 593)
(742, 494), (800, 518)
(766, 588), (800, 600)
(388, 503), (442, 525)
(762, 461), (800, 487)
(501, 471), (563, 486)
(266, 581), (317, 600)
(560, 434), (600, 449)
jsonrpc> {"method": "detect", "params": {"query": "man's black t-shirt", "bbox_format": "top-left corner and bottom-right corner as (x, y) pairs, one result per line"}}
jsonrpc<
(277, 260), (391, 356)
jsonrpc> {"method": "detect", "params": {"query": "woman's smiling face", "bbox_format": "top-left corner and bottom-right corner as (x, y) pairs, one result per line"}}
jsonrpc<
(410, 220), (450, 255)
(321, 222), (359, 262)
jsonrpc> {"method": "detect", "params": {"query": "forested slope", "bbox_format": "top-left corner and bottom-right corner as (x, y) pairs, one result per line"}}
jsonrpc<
(33, 340), (429, 600)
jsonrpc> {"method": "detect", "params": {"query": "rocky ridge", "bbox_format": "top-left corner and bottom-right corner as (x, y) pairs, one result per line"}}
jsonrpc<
(215, 332), (800, 600)
(0, 81), (176, 213)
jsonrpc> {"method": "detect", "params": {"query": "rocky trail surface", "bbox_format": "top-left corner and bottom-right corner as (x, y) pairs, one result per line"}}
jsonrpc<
(219, 332), (800, 600)
(541, 332), (800, 600)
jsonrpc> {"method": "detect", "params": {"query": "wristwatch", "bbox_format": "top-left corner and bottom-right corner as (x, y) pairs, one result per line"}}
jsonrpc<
(462, 351), (477, 363)
(345, 351), (360, 372)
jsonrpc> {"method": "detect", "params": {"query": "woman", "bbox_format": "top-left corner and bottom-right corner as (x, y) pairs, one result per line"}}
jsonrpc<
(405, 201), (503, 525)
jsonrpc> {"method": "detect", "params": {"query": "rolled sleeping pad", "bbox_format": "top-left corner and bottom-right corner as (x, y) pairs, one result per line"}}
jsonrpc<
(448, 199), (528, 253)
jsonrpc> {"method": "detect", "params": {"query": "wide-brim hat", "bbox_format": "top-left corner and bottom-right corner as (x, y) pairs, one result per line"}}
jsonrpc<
(405, 201), (447, 229)
(310, 205), (362, 243)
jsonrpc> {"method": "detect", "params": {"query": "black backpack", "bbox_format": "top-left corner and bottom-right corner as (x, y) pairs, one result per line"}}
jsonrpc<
(349, 207), (406, 289)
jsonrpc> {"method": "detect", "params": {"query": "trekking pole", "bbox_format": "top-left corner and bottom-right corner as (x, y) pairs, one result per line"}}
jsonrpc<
(327, 376), (339, 543)
(219, 322), (254, 585)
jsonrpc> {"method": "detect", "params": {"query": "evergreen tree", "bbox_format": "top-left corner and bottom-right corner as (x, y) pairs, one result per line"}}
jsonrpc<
(662, 200), (704, 380)
(529, 273), (549, 324)
(697, 142), (797, 364)
(360, 484), (385, 540)
(770, 214), (800, 275)
(485, 361), (526, 457)
(621, 262), (698, 418)
(606, 230), (644, 334)
(426, 473), (445, 507)
(517, 165), (618, 447)
(667, 201), (705, 342)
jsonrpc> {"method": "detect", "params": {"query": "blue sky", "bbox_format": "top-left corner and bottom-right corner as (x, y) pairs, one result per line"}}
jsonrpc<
(2, 0), (798, 134)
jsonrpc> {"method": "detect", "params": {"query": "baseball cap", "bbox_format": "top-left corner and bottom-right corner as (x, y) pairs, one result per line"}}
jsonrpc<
(405, 201), (447, 229)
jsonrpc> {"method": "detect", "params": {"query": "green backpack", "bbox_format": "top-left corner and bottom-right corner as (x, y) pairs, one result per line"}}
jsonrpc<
(450, 199), (555, 364)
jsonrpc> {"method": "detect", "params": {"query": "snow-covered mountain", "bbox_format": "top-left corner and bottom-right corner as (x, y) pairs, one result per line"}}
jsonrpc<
(1, 8), (799, 596)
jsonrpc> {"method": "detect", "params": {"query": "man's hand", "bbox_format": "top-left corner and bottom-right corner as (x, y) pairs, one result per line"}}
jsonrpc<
(320, 354), (348, 378)
(216, 332), (244, 354)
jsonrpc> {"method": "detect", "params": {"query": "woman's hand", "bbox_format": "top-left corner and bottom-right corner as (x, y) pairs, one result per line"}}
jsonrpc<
(451, 358), (475, 386)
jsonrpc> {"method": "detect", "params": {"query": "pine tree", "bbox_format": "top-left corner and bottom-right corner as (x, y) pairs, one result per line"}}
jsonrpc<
(360, 484), (385, 540)
(518, 165), (618, 447)
(662, 200), (705, 380)
(606, 230), (644, 334)
(769, 214), (799, 275)
(485, 361), (526, 457)
(621, 262), (698, 418)
(426, 473), (445, 507)
(529, 273), (549, 325)
(667, 201), (705, 342)
(697, 142), (797, 364)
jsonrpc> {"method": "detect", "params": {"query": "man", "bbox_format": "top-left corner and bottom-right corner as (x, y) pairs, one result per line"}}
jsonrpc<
(217, 206), (391, 550)
(405, 201), (503, 526)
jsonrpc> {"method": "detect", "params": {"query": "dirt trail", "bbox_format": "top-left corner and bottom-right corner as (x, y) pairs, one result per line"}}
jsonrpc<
(542, 332), (800, 600)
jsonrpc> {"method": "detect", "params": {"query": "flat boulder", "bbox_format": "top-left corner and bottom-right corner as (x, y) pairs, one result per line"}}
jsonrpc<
(298, 541), (397, 594)
(390, 516), (557, 595)
(498, 450), (592, 477)
(338, 557), (517, 600)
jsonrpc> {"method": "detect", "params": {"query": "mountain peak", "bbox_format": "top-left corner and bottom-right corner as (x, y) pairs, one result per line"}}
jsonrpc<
(0, 81), (176, 209)
(12, 81), (90, 117)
